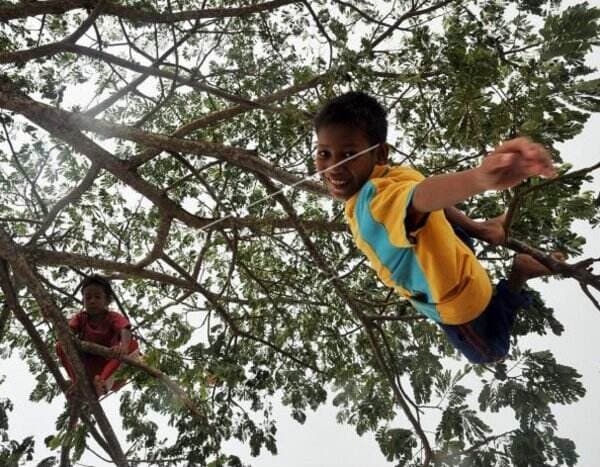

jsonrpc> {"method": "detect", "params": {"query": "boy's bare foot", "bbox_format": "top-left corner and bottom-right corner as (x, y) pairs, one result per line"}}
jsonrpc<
(94, 375), (107, 397)
(478, 212), (507, 245)
(508, 252), (566, 292)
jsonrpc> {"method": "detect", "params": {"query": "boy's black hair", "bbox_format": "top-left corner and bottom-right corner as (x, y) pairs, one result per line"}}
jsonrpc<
(79, 274), (114, 302)
(314, 91), (388, 145)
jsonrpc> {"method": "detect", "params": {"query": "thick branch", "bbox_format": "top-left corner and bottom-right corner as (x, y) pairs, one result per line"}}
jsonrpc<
(0, 0), (298, 23)
(78, 340), (204, 418)
(506, 237), (600, 293)
(0, 0), (106, 63)
(0, 43), (283, 116)
(0, 305), (9, 343)
(0, 260), (68, 390)
(24, 247), (327, 310)
(0, 80), (327, 196)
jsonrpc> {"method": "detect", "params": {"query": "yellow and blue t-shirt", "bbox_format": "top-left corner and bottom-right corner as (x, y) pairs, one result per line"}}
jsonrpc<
(344, 164), (492, 325)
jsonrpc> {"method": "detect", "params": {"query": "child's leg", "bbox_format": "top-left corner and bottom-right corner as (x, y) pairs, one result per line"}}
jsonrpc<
(444, 206), (506, 245)
(438, 253), (562, 364)
(56, 342), (77, 382)
(57, 344), (101, 398)
(505, 253), (565, 293)
(97, 340), (140, 393)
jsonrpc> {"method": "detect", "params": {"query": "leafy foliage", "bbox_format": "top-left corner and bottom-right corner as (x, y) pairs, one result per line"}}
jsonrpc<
(0, 0), (599, 465)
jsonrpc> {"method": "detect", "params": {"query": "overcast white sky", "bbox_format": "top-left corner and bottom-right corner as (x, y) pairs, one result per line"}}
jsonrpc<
(2, 1), (600, 466)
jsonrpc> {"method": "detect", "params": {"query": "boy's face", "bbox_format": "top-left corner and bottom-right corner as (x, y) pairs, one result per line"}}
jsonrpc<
(82, 284), (110, 316)
(315, 124), (388, 200)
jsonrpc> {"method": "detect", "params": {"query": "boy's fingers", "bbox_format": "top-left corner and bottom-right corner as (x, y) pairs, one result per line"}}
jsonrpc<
(523, 148), (556, 177)
(494, 137), (533, 154)
(490, 152), (518, 167)
(503, 140), (555, 178)
(496, 139), (554, 166)
(489, 139), (558, 180)
(542, 168), (558, 178)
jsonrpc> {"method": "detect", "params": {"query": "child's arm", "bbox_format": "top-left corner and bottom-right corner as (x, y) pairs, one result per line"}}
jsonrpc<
(411, 138), (555, 214)
(67, 312), (83, 332)
(112, 328), (132, 357)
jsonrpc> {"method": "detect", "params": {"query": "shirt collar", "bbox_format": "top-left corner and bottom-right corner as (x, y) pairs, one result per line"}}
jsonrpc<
(344, 164), (390, 212)
(369, 164), (390, 179)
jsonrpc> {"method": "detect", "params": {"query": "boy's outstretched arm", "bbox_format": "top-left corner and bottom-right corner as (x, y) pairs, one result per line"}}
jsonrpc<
(411, 138), (555, 214)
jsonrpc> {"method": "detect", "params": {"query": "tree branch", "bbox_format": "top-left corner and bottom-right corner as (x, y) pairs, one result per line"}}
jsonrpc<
(84, 24), (202, 117)
(135, 212), (172, 268)
(0, 0), (299, 23)
(1, 43), (284, 115)
(28, 164), (101, 246)
(370, 0), (457, 49)
(506, 237), (600, 293)
(78, 340), (204, 418)
(0, 79), (327, 196)
(504, 159), (600, 234)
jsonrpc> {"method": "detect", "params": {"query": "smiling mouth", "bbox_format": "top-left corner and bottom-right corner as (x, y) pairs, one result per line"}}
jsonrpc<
(327, 178), (350, 189)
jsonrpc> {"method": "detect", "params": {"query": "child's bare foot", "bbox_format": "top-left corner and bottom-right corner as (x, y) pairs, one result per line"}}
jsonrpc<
(206, 373), (218, 386)
(478, 212), (507, 245)
(93, 375), (107, 397)
(508, 252), (566, 291)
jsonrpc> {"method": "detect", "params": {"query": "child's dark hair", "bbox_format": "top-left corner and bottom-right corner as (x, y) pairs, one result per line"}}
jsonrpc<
(314, 91), (388, 145)
(79, 274), (114, 302)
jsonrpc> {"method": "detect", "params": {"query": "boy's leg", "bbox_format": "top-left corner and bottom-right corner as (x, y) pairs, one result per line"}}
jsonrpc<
(439, 253), (562, 364)
(505, 253), (565, 293)
(444, 206), (507, 245)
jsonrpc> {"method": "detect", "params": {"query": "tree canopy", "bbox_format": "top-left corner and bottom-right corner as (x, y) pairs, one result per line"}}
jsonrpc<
(1, 0), (600, 465)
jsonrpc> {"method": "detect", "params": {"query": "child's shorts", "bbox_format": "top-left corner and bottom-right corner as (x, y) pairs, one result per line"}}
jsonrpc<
(437, 224), (532, 364)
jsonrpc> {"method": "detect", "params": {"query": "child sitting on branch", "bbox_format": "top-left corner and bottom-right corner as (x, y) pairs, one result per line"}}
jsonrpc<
(314, 92), (563, 364)
(56, 274), (139, 397)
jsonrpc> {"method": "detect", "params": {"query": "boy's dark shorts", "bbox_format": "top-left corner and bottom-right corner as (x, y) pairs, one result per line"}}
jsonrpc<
(437, 225), (532, 364)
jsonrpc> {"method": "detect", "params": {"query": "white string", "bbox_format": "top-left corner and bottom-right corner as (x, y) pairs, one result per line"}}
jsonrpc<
(198, 143), (381, 232)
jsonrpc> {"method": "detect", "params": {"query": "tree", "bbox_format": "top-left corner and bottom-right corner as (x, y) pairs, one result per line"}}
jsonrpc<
(1, 0), (599, 465)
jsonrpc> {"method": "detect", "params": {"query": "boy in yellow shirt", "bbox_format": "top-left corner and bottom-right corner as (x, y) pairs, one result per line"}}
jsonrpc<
(314, 92), (558, 363)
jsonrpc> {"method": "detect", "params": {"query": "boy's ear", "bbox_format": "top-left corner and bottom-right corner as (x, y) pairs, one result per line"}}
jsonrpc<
(376, 143), (389, 164)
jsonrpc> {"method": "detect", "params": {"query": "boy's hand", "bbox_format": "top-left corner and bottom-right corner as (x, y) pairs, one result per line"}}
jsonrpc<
(111, 343), (128, 358)
(476, 138), (556, 191)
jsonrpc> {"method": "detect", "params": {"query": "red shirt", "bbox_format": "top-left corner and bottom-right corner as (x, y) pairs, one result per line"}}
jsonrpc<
(68, 310), (131, 347)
